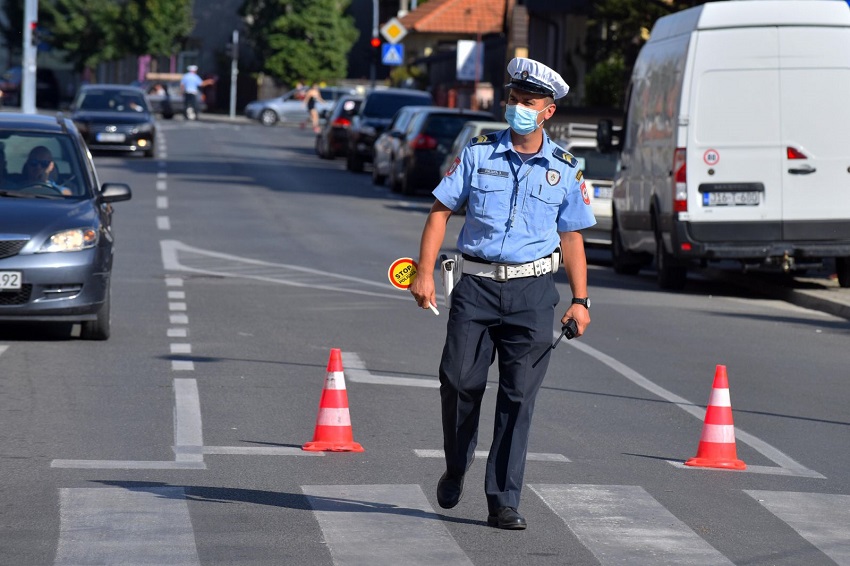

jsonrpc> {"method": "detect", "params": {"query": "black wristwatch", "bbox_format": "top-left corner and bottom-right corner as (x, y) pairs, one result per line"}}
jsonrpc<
(571, 297), (591, 309)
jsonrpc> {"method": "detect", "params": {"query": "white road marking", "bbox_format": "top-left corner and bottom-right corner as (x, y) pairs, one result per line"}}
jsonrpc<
(51, 459), (205, 469)
(160, 239), (426, 302)
(171, 343), (192, 354)
(414, 449), (569, 462)
(204, 446), (323, 456)
(168, 328), (188, 338)
(172, 360), (195, 371)
(157, 171), (167, 179)
(173, 379), (203, 463)
(166, 277), (183, 287)
(746, 490), (850, 565)
(157, 196), (168, 209)
(530, 484), (733, 566)
(170, 314), (189, 324)
(169, 302), (187, 311)
(156, 180), (167, 191)
(0, 345), (7, 357)
(55, 487), (200, 566)
(157, 216), (171, 230)
(303, 484), (473, 566)
(168, 290), (186, 299)
(564, 336), (824, 479)
(343, 351), (438, 388)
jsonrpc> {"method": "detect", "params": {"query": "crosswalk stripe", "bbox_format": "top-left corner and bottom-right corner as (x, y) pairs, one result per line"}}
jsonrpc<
(746, 490), (850, 565)
(414, 448), (569, 462)
(55, 487), (200, 566)
(343, 351), (439, 388)
(530, 484), (733, 565)
(302, 484), (473, 566)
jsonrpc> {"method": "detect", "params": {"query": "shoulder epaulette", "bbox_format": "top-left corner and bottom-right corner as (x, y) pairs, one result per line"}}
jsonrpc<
(470, 132), (499, 146)
(551, 146), (578, 167)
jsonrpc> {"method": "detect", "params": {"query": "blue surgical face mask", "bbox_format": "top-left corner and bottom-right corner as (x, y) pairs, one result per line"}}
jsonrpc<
(505, 103), (549, 135)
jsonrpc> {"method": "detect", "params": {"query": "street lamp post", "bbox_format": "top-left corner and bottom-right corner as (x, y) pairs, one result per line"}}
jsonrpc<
(22, 0), (38, 114)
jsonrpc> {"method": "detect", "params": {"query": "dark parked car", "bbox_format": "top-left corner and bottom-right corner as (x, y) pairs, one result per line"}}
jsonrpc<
(379, 106), (493, 194)
(0, 113), (132, 339)
(346, 88), (433, 173)
(0, 66), (61, 109)
(371, 105), (432, 186)
(70, 84), (157, 158)
(315, 95), (363, 159)
(136, 74), (208, 119)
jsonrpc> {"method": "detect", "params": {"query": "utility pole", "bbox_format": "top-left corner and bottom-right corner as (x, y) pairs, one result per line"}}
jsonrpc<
(370, 0), (378, 90)
(229, 30), (239, 120)
(22, 0), (38, 114)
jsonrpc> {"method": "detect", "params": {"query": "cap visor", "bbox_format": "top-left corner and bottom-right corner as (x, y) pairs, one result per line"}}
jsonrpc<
(504, 79), (554, 97)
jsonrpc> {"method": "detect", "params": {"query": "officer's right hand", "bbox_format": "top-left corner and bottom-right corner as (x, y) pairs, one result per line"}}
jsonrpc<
(409, 273), (436, 311)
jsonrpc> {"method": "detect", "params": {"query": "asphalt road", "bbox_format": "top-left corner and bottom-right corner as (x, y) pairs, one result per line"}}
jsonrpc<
(1, 116), (848, 565)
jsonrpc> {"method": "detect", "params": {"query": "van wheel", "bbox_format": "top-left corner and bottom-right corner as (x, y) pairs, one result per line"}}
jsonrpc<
(655, 235), (687, 290)
(836, 257), (850, 288)
(611, 222), (642, 275)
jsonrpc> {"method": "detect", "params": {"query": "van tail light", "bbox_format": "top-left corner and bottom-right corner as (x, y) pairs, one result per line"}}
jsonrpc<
(672, 148), (687, 212)
(410, 134), (438, 150)
(787, 146), (807, 160)
(332, 117), (351, 128)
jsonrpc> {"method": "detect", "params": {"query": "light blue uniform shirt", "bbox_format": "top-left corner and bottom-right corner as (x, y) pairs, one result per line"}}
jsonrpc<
(433, 128), (596, 264)
(180, 72), (203, 94)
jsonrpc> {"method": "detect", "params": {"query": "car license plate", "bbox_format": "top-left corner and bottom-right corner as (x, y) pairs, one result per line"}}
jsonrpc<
(594, 187), (613, 199)
(0, 271), (22, 290)
(96, 132), (126, 143)
(703, 192), (759, 206)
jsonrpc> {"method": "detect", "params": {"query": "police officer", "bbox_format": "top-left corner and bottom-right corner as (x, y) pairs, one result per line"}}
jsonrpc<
(409, 57), (595, 530)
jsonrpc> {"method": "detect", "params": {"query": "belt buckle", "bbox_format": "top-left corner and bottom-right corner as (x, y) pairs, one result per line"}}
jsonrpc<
(495, 264), (508, 282)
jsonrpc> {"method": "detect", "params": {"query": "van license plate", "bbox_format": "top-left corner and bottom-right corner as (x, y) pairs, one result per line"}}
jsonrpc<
(703, 192), (759, 206)
(594, 187), (613, 199)
(0, 271), (22, 290)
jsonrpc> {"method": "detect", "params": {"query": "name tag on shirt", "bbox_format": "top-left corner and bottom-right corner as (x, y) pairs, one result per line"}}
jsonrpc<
(477, 168), (509, 178)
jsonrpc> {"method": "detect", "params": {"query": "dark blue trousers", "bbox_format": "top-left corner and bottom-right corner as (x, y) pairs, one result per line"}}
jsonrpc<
(438, 272), (559, 512)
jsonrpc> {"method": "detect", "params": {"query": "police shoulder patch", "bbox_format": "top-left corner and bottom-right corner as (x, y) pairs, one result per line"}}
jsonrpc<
(551, 146), (578, 168)
(470, 132), (499, 146)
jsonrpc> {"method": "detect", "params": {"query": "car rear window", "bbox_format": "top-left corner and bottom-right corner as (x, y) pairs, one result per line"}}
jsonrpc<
(423, 114), (480, 145)
(362, 92), (433, 118)
(77, 89), (149, 113)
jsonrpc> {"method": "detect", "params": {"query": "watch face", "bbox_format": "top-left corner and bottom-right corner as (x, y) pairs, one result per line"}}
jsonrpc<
(573, 298), (590, 308)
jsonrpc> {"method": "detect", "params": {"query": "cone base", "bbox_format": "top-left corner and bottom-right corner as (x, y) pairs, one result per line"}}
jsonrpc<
(684, 456), (746, 470)
(302, 440), (364, 453)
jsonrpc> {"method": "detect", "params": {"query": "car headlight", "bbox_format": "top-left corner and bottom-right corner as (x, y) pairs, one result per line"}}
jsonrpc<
(39, 228), (99, 252)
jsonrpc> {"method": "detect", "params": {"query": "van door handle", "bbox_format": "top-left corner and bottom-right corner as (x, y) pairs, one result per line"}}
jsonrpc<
(788, 165), (816, 175)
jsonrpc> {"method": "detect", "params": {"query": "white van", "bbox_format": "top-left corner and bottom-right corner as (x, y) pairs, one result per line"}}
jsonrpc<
(598, 0), (850, 289)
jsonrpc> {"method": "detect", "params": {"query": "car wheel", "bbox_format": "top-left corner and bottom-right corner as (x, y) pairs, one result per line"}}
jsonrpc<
(611, 219), (642, 275)
(144, 144), (155, 158)
(260, 109), (278, 127)
(372, 159), (386, 185)
(836, 257), (850, 288)
(81, 286), (111, 341)
(655, 232), (687, 290)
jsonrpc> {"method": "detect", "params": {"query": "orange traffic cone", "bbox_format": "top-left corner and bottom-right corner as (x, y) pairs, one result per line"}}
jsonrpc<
(302, 348), (364, 452)
(685, 365), (746, 470)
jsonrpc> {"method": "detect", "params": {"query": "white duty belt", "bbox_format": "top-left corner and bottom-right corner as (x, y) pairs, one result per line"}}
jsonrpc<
(461, 253), (558, 282)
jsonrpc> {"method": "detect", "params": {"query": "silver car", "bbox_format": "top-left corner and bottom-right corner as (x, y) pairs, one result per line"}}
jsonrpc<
(244, 86), (358, 127)
(0, 113), (132, 339)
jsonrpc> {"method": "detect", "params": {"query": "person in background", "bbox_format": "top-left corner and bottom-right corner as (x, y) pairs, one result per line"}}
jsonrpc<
(180, 65), (213, 120)
(304, 83), (325, 133)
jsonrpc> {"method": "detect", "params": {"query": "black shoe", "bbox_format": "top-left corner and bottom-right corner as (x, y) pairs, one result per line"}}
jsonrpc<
(487, 507), (527, 530)
(436, 452), (475, 509)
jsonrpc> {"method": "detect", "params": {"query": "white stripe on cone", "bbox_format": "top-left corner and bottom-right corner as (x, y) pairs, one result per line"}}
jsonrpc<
(324, 371), (347, 390)
(700, 423), (737, 443)
(707, 388), (731, 407)
(316, 408), (352, 427)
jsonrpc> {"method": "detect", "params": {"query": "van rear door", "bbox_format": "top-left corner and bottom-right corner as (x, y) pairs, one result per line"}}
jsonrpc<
(686, 27), (783, 239)
(778, 27), (850, 240)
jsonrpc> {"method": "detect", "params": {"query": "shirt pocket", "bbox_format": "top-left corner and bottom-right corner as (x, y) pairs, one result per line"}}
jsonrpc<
(469, 173), (510, 221)
(524, 185), (562, 227)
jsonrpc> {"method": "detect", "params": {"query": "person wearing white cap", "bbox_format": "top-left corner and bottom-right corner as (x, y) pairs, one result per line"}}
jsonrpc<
(180, 64), (204, 120)
(410, 57), (595, 530)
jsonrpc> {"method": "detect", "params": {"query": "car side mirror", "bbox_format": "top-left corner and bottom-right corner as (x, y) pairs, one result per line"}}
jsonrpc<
(100, 182), (132, 203)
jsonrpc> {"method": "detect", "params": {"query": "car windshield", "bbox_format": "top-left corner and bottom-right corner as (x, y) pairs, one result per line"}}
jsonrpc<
(77, 89), (149, 113)
(0, 133), (87, 198)
(363, 93), (432, 119)
(568, 146), (618, 180)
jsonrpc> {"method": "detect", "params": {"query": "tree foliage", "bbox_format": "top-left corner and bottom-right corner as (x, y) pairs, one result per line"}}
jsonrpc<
(35, 0), (194, 73)
(240, 0), (359, 87)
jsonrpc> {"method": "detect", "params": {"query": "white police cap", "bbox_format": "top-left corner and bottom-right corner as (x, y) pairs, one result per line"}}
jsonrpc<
(187, 65), (198, 72)
(505, 57), (569, 99)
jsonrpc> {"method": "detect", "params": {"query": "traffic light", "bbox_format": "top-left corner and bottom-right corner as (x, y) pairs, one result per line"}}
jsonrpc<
(370, 37), (381, 64)
(30, 21), (40, 47)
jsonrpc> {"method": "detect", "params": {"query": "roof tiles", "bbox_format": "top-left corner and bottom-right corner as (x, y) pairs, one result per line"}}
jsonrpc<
(400, 0), (506, 35)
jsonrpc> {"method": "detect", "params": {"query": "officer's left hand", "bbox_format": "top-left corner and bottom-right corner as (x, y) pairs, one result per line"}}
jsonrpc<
(561, 306), (590, 337)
